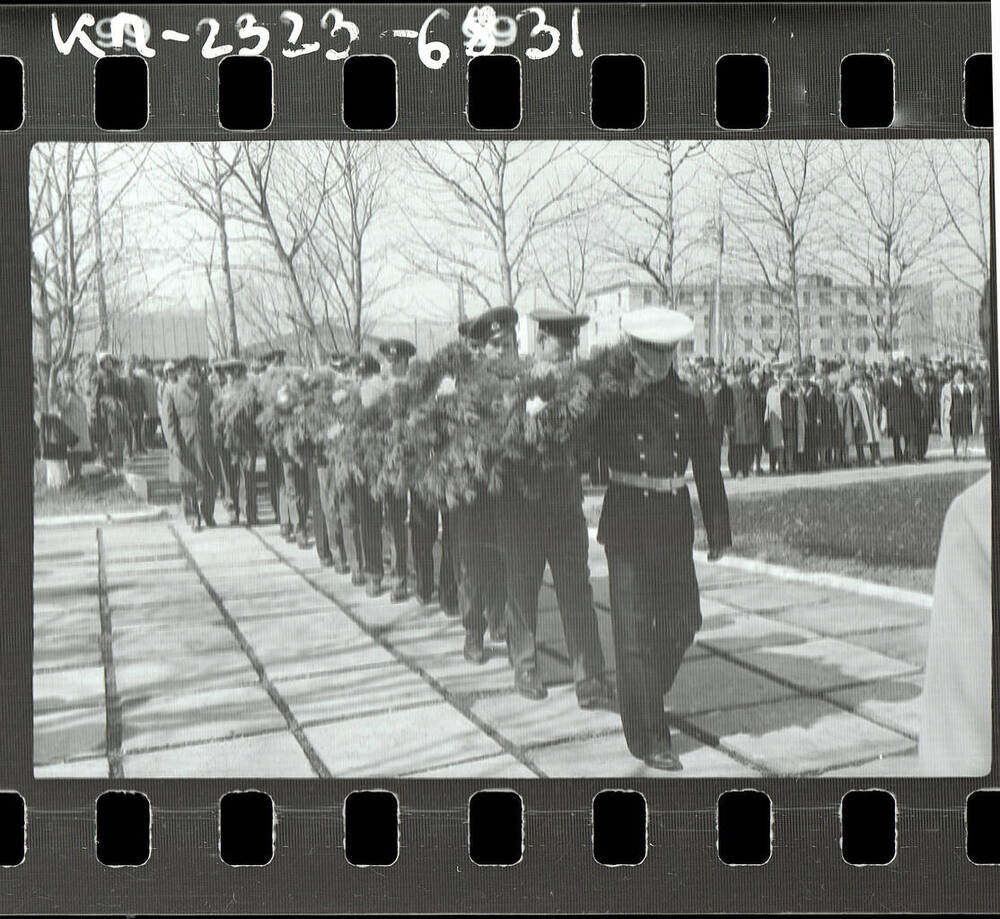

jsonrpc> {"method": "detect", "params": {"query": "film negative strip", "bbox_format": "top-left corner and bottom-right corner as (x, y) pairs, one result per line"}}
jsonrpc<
(3, 1), (998, 912)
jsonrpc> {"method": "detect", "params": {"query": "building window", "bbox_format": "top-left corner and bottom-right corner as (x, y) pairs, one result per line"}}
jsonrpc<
(819, 338), (833, 351)
(780, 292), (792, 304)
(703, 289), (713, 303)
(744, 338), (754, 352)
(840, 292), (848, 306)
(856, 337), (869, 351)
(841, 337), (850, 351)
(721, 291), (733, 305)
(617, 292), (622, 307)
(618, 317), (622, 330)
(857, 315), (867, 327)
(819, 315), (832, 329)
(760, 291), (773, 305)
(643, 289), (652, 305)
(743, 315), (753, 328)
(875, 315), (884, 327)
(856, 292), (867, 306)
(659, 289), (668, 305)
(760, 316), (774, 329)
(703, 314), (712, 327)
(841, 314), (852, 328)
(679, 289), (693, 304)
(744, 289), (753, 303)
(803, 291), (811, 305)
(820, 292), (832, 306)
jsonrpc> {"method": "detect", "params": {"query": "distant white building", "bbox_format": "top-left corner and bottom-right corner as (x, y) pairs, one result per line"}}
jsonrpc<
(581, 275), (936, 362)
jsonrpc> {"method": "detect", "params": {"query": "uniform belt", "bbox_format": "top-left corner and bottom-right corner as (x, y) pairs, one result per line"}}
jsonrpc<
(609, 469), (684, 493)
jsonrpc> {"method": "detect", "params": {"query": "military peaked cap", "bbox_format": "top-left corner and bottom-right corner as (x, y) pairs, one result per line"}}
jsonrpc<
(354, 352), (381, 378)
(378, 338), (417, 360)
(530, 308), (589, 339)
(467, 307), (519, 344)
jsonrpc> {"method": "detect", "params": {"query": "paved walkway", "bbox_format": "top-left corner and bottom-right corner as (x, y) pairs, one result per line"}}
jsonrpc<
(34, 509), (931, 779)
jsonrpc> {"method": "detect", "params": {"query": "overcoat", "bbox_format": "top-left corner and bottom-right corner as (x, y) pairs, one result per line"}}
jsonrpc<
(730, 381), (764, 446)
(879, 376), (916, 437)
(910, 380), (936, 438)
(763, 384), (784, 451)
(164, 379), (216, 486)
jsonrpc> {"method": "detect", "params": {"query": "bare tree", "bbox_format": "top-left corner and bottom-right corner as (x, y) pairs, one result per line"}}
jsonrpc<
(587, 140), (710, 309)
(715, 140), (828, 363)
(157, 142), (244, 356)
(403, 141), (588, 316)
(923, 138), (991, 302)
(530, 189), (602, 314)
(232, 141), (339, 361)
(30, 142), (151, 409)
(831, 141), (947, 357)
(305, 141), (394, 351)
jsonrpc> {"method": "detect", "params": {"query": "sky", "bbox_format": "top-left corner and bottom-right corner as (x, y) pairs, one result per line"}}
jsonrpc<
(30, 138), (990, 351)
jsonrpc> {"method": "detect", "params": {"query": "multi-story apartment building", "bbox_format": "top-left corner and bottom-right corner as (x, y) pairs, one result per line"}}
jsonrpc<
(583, 273), (936, 362)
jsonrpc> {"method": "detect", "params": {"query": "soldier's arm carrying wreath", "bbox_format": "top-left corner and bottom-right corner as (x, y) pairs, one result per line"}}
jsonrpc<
(208, 341), (637, 507)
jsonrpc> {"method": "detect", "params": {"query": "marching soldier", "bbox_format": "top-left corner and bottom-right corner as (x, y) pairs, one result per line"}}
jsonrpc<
(262, 349), (286, 524)
(378, 338), (418, 603)
(354, 352), (388, 596)
(311, 355), (352, 572)
(225, 358), (259, 527)
(451, 308), (513, 665)
(587, 308), (731, 771)
(497, 308), (615, 706)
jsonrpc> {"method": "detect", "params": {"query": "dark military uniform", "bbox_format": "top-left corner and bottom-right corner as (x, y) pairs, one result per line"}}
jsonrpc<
(590, 366), (731, 761)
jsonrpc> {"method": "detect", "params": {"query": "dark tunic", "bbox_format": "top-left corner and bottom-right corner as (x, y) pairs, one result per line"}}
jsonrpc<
(730, 381), (764, 446)
(880, 376), (916, 437)
(951, 383), (974, 437)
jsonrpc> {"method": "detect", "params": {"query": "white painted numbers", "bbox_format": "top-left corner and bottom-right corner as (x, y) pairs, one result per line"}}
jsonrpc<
(51, 7), (584, 67)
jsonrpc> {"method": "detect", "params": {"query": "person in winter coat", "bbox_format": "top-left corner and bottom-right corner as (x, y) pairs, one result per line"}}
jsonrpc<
(879, 362), (916, 462)
(849, 371), (881, 465)
(89, 352), (128, 471)
(831, 376), (855, 468)
(55, 370), (92, 482)
(728, 362), (764, 478)
(909, 364), (936, 462)
(944, 363), (974, 458)
(164, 357), (218, 530)
(763, 372), (786, 473)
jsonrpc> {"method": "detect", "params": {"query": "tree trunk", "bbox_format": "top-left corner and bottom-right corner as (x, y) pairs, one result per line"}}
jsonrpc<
(214, 185), (240, 358)
(90, 145), (110, 351)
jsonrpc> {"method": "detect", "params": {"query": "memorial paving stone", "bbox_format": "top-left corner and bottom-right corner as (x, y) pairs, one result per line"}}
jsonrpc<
(710, 579), (835, 613)
(525, 727), (757, 778)
(113, 650), (260, 697)
(303, 702), (505, 776)
(407, 647), (521, 697)
(35, 756), (110, 779)
(33, 705), (106, 765)
(773, 598), (930, 637)
(665, 653), (799, 715)
(837, 625), (930, 668)
(33, 666), (106, 714)
(33, 629), (102, 671)
(121, 683), (286, 752)
(687, 697), (914, 774)
(274, 666), (442, 727)
(122, 731), (317, 778)
(816, 747), (920, 777)
(405, 752), (536, 778)
(827, 673), (925, 739)
(695, 610), (818, 653)
(728, 636), (920, 692)
(471, 684), (624, 749)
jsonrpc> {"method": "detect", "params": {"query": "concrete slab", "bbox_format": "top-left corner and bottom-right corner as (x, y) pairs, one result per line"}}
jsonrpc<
(837, 626), (930, 668)
(472, 684), (624, 750)
(687, 697), (915, 774)
(237, 612), (372, 680)
(411, 648), (522, 698)
(708, 580), (835, 613)
(526, 728), (757, 778)
(303, 703), (504, 776)
(33, 666), (105, 714)
(114, 652), (259, 697)
(817, 747), (921, 777)
(405, 753), (537, 779)
(696, 611), (817, 654)
(35, 756), (109, 779)
(121, 683), (285, 752)
(666, 654), (798, 716)
(828, 673), (925, 740)
(114, 623), (236, 660)
(274, 666), (441, 727)
(773, 599), (930, 637)
(122, 732), (317, 778)
(33, 706), (105, 765)
(33, 607), (101, 636)
(33, 630), (102, 672)
(728, 637), (920, 692)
